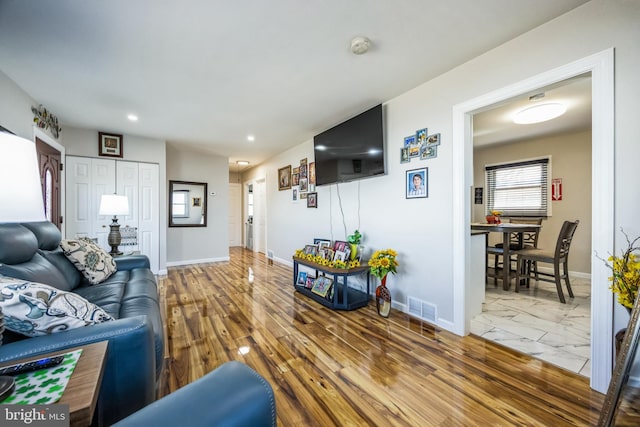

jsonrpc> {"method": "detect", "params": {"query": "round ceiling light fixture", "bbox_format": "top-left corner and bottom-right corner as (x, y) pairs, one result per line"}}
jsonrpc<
(513, 102), (567, 124)
(350, 36), (371, 55)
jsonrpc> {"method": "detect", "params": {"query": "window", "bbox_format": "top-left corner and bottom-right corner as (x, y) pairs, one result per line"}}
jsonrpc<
(172, 190), (189, 218)
(485, 158), (549, 217)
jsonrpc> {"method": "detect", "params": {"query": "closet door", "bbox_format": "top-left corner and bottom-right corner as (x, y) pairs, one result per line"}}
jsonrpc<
(92, 158), (117, 250)
(138, 163), (159, 273)
(66, 156), (116, 247)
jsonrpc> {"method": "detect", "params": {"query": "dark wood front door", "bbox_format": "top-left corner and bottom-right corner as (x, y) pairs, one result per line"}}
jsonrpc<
(36, 137), (62, 229)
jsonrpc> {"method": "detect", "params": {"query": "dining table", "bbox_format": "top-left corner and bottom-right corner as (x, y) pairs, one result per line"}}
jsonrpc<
(470, 222), (542, 290)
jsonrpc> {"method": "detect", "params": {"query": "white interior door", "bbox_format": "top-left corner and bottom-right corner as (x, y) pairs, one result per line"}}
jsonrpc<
(65, 156), (94, 239)
(138, 163), (159, 273)
(254, 178), (266, 254)
(92, 158), (116, 250)
(229, 183), (242, 247)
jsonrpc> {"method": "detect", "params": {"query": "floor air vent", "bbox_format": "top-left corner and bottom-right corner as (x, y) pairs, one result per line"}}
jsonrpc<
(407, 296), (437, 322)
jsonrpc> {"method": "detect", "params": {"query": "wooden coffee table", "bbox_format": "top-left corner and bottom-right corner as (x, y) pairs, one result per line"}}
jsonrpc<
(0, 341), (108, 427)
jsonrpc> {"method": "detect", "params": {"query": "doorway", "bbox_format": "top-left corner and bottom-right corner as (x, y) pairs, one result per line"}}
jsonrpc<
(253, 178), (266, 254)
(470, 74), (592, 377)
(452, 49), (614, 393)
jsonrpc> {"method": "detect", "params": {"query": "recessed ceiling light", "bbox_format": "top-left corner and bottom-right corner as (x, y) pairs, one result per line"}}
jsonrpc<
(236, 160), (250, 165)
(127, 114), (138, 122)
(513, 103), (566, 124)
(247, 135), (255, 142)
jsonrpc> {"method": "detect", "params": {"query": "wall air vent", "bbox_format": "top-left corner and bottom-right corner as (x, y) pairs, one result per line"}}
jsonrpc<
(407, 296), (437, 323)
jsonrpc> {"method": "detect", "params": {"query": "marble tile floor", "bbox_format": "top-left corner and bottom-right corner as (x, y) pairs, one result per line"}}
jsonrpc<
(470, 275), (591, 377)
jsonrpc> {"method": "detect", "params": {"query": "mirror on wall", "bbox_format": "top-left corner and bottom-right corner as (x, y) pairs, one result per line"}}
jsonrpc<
(169, 180), (207, 227)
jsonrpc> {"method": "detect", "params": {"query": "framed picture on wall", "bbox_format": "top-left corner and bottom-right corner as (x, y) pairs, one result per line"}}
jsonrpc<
(406, 167), (428, 199)
(98, 132), (123, 158)
(278, 165), (292, 190)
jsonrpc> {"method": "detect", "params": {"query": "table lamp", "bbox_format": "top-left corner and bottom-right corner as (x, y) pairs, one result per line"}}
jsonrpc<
(99, 194), (129, 255)
(0, 130), (47, 397)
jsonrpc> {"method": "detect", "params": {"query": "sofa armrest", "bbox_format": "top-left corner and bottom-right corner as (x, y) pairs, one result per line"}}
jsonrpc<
(113, 361), (276, 427)
(0, 316), (156, 426)
(115, 254), (151, 271)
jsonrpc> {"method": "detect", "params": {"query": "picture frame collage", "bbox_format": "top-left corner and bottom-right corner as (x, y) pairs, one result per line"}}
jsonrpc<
(287, 158), (317, 208)
(400, 127), (440, 164)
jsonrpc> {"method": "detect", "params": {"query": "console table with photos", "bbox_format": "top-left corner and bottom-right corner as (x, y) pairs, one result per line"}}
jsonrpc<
(293, 256), (370, 310)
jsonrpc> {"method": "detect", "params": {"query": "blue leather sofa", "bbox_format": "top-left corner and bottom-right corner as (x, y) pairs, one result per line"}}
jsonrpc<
(0, 221), (162, 425)
(114, 361), (276, 427)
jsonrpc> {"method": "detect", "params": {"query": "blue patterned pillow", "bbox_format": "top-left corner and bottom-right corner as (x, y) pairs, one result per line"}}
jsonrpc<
(0, 277), (114, 337)
(60, 239), (117, 284)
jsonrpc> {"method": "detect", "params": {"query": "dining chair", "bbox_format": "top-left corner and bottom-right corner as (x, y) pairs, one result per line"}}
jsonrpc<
(514, 220), (579, 303)
(486, 217), (543, 287)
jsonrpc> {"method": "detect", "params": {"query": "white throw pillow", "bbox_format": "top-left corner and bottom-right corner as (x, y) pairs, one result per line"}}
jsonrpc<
(0, 277), (114, 337)
(60, 238), (117, 284)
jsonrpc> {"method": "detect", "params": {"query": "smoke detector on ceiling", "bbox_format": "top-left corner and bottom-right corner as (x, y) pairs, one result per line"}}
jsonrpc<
(350, 36), (371, 55)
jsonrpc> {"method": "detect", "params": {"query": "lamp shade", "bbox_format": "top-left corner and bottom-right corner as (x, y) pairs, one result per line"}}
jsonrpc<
(0, 132), (46, 223)
(99, 194), (130, 216)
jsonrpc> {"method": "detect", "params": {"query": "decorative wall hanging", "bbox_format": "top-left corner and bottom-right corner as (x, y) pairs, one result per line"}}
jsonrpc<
(278, 165), (291, 190)
(400, 128), (441, 164)
(31, 104), (62, 139)
(406, 167), (428, 199)
(98, 132), (124, 158)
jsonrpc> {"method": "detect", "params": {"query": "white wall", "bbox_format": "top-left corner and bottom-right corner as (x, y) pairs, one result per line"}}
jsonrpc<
(166, 143), (229, 265)
(245, 0), (640, 331)
(62, 127), (168, 273)
(0, 70), (38, 139)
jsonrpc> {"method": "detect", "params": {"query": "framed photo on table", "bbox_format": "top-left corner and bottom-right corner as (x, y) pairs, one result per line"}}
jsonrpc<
(98, 132), (123, 158)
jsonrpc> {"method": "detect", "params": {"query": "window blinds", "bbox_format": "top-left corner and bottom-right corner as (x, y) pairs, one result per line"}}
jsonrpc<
(485, 158), (549, 217)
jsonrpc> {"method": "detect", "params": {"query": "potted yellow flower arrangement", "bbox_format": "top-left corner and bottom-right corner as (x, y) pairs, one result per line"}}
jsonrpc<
(368, 249), (398, 317)
(602, 230), (640, 311)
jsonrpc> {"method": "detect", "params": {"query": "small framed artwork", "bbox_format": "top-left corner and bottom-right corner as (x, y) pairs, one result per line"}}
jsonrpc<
(401, 147), (410, 163)
(98, 132), (123, 158)
(420, 145), (437, 160)
(299, 163), (308, 179)
(333, 240), (348, 252)
(313, 238), (331, 249)
(425, 133), (441, 147)
(406, 167), (428, 199)
(305, 276), (315, 289)
(311, 276), (333, 298)
(405, 135), (420, 158)
(309, 162), (316, 185)
(278, 165), (292, 191)
(299, 178), (308, 192)
(474, 187), (483, 204)
(416, 128), (428, 145)
(320, 248), (334, 261)
(307, 192), (317, 208)
(192, 197), (201, 207)
(292, 187), (298, 202)
(334, 250), (347, 262)
(292, 173), (300, 186)
(303, 244), (318, 256)
(296, 271), (308, 286)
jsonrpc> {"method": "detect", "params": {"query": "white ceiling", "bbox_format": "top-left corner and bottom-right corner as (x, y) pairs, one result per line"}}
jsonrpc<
(473, 74), (592, 147)
(0, 0), (590, 170)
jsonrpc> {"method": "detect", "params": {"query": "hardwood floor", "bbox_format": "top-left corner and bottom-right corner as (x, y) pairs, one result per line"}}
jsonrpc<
(159, 247), (604, 426)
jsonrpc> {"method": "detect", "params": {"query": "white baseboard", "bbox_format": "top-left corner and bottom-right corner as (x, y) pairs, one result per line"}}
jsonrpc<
(273, 256), (293, 268)
(165, 256), (230, 267)
(157, 269), (168, 276)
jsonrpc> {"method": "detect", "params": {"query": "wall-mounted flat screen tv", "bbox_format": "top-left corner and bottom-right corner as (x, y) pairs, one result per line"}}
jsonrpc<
(313, 104), (385, 186)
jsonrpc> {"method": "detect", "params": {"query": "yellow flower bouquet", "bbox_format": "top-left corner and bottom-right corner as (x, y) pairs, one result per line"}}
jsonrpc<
(602, 231), (640, 310)
(368, 249), (399, 279)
